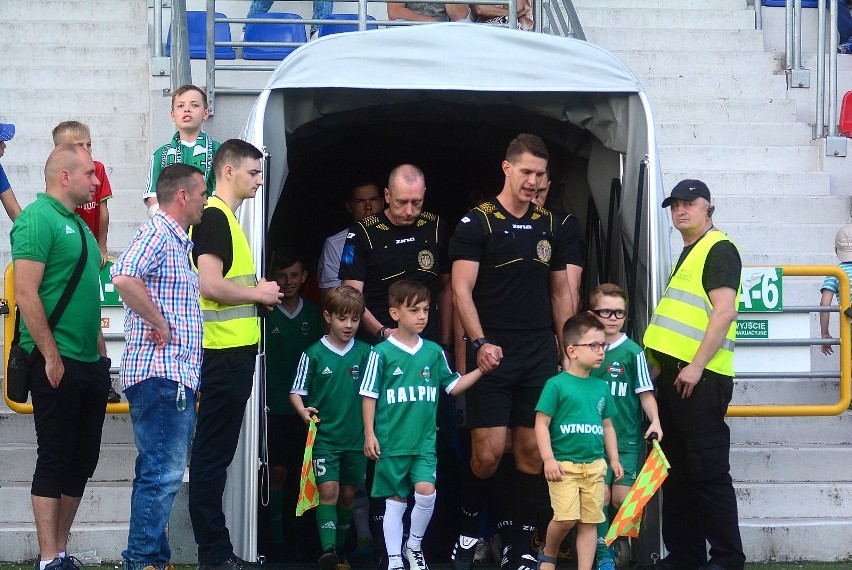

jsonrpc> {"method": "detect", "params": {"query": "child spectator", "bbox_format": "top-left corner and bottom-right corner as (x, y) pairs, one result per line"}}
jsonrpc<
(819, 224), (852, 355)
(265, 250), (324, 556)
(51, 121), (112, 268)
(290, 285), (373, 570)
(534, 313), (623, 570)
(0, 122), (23, 220)
(360, 280), (486, 570)
(143, 84), (220, 216)
(587, 284), (661, 570)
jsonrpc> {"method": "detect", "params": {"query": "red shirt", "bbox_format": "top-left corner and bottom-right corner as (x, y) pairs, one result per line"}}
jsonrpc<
(75, 160), (112, 240)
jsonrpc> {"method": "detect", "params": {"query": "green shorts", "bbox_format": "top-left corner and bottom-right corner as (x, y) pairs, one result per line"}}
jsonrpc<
(371, 452), (437, 498)
(313, 447), (367, 486)
(606, 450), (640, 486)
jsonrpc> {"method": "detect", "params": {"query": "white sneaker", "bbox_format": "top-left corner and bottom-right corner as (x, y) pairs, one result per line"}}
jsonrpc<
(474, 538), (490, 563)
(404, 546), (429, 570)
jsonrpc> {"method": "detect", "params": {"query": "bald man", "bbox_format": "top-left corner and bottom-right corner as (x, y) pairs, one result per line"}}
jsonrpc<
(12, 144), (110, 570)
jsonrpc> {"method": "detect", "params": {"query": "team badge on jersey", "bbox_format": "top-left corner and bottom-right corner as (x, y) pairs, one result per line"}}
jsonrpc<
(421, 366), (431, 382)
(418, 250), (435, 270)
(607, 361), (624, 378)
(350, 365), (360, 381)
(300, 321), (312, 336)
(536, 239), (552, 263)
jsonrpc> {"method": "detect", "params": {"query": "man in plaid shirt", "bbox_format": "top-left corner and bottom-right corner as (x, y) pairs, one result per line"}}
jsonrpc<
(111, 163), (208, 570)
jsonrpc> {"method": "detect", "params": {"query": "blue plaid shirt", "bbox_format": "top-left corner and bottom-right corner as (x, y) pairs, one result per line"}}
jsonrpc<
(111, 210), (203, 391)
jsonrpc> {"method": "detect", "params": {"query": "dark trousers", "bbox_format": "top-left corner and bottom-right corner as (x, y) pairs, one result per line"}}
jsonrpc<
(31, 355), (110, 498)
(189, 350), (256, 564)
(655, 362), (745, 570)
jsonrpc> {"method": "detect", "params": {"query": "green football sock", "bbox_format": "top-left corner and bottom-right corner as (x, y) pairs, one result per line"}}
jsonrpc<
(595, 504), (612, 561)
(317, 503), (338, 550)
(336, 505), (354, 548)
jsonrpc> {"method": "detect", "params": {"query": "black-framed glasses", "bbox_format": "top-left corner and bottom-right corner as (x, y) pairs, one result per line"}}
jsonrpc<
(591, 309), (627, 319)
(572, 342), (610, 352)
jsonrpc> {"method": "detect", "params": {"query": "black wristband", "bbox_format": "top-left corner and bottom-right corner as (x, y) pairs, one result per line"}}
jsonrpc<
(470, 337), (489, 351)
(377, 326), (388, 340)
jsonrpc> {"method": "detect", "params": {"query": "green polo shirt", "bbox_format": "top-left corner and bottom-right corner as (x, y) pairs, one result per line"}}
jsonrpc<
(11, 193), (102, 362)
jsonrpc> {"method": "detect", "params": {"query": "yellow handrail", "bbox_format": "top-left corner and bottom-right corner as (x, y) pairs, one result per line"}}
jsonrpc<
(727, 265), (850, 417)
(3, 263), (130, 414)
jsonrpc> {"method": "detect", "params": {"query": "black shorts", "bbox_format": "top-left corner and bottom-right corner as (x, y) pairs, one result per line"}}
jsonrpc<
(464, 329), (559, 429)
(267, 413), (307, 468)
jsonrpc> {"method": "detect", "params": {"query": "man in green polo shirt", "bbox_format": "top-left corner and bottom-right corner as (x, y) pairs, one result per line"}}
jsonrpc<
(12, 143), (110, 570)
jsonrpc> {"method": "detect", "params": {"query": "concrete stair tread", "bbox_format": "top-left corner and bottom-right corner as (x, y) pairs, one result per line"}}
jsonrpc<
(661, 170), (831, 195)
(6, 21), (146, 43)
(573, 0), (746, 8)
(586, 28), (765, 52)
(575, 8), (755, 30)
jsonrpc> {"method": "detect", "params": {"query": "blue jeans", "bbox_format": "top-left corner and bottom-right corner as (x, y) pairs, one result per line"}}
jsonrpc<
(123, 377), (196, 570)
(248, 0), (334, 32)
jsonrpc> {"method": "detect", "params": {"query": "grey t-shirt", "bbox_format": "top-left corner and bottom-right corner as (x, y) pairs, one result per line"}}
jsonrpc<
(404, 2), (449, 20)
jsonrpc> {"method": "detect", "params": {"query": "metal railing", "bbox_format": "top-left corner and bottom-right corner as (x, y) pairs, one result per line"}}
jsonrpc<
(728, 265), (851, 417)
(151, 0), (584, 111)
(763, 0), (848, 155)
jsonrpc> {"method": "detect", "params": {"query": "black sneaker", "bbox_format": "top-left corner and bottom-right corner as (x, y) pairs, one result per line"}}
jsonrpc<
(451, 536), (478, 570)
(37, 559), (64, 570)
(60, 556), (87, 570)
(107, 385), (121, 403)
(499, 545), (513, 570)
(515, 554), (538, 570)
(335, 547), (352, 570)
(319, 548), (339, 570)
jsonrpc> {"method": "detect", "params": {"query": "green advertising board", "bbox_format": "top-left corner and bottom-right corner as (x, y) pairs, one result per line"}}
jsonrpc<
(738, 267), (782, 313)
(99, 260), (123, 307)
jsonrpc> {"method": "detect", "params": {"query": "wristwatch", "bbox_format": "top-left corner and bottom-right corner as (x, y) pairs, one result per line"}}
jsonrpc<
(470, 337), (489, 351)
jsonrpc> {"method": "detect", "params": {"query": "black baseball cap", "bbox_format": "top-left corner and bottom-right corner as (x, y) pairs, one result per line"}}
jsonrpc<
(662, 179), (711, 208)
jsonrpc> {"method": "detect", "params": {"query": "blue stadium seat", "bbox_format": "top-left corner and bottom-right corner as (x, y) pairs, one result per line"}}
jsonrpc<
(166, 11), (236, 60)
(243, 12), (307, 60)
(762, 1), (818, 7)
(318, 14), (379, 38)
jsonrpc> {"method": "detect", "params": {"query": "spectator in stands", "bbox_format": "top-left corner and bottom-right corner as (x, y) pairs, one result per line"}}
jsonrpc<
(143, 85), (220, 217)
(0, 122), (23, 220)
(387, 1), (472, 22)
(317, 182), (382, 308)
(471, 0), (532, 30)
(247, 0), (333, 37)
(838, 0), (852, 53)
(819, 224), (852, 354)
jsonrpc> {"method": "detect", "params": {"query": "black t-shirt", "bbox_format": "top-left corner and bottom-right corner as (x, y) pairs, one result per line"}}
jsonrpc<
(338, 209), (448, 341)
(449, 201), (570, 332)
(559, 213), (587, 268)
(673, 231), (742, 294)
(191, 200), (233, 273)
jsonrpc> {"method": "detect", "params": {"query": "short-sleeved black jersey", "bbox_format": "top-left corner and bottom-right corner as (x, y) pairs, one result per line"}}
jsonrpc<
(339, 209), (447, 341)
(449, 201), (569, 332)
(558, 212), (586, 269)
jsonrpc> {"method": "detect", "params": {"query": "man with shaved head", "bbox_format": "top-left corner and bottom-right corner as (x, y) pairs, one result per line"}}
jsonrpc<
(12, 143), (110, 570)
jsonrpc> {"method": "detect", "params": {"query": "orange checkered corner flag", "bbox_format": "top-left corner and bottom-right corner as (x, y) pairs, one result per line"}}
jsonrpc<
(605, 439), (670, 546)
(296, 416), (320, 516)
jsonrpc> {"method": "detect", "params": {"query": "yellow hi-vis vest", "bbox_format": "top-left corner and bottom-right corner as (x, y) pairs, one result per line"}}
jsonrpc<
(643, 230), (739, 376)
(194, 197), (260, 349)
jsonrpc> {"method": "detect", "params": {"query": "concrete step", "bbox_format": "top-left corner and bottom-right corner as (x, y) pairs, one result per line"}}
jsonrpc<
(572, 0), (747, 9)
(1, 88), (150, 114)
(740, 252), (845, 266)
(642, 73), (788, 100)
(574, 8), (755, 30)
(613, 50), (782, 76)
(710, 195), (852, 224)
(656, 121), (813, 147)
(4, 43), (150, 65)
(0, 66), (148, 90)
(0, 521), (128, 562)
(739, 518), (852, 562)
(4, 21), (146, 44)
(734, 482), (852, 519)
(0, 412), (133, 445)
(8, 113), (149, 141)
(4, 163), (148, 193)
(0, 481), (131, 524)
(732, 378), (841, 407)
(658, 145), (820, 172)
(9, 135), (156, 167)
(586, 28), (765, 52)
(0, 0), (145, 21)
(731, 445), (852, 483)
(0, 444), (137, 483)
(729, 413), (852, 445)
(661, 170), (832, 196)
(651, 97), (797, 123)
(721, 223), (842, 253)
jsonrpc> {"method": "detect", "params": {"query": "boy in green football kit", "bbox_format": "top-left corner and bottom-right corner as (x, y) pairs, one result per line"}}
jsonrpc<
(587, 284), (662, 570)
(291, 285), (373, 570)
(534, 313), (623, 570)
(360, 280), (487, 570)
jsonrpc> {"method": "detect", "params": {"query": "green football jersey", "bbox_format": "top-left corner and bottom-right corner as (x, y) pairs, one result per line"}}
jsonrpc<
(291, 336), (373, 451)
(360, 336), (460, 456)
(535, 371), (616, 463)
(265, 300), (323, 414)
(144, 131), (220, 200)
(590, 334), (654, 452)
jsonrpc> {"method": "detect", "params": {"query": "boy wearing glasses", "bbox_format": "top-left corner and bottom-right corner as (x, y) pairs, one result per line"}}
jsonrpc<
(587, 284), (661, 570)
(534, 313), (622, 570)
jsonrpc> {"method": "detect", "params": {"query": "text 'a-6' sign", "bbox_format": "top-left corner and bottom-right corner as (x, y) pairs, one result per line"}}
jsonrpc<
(738, 267), (782, 313)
